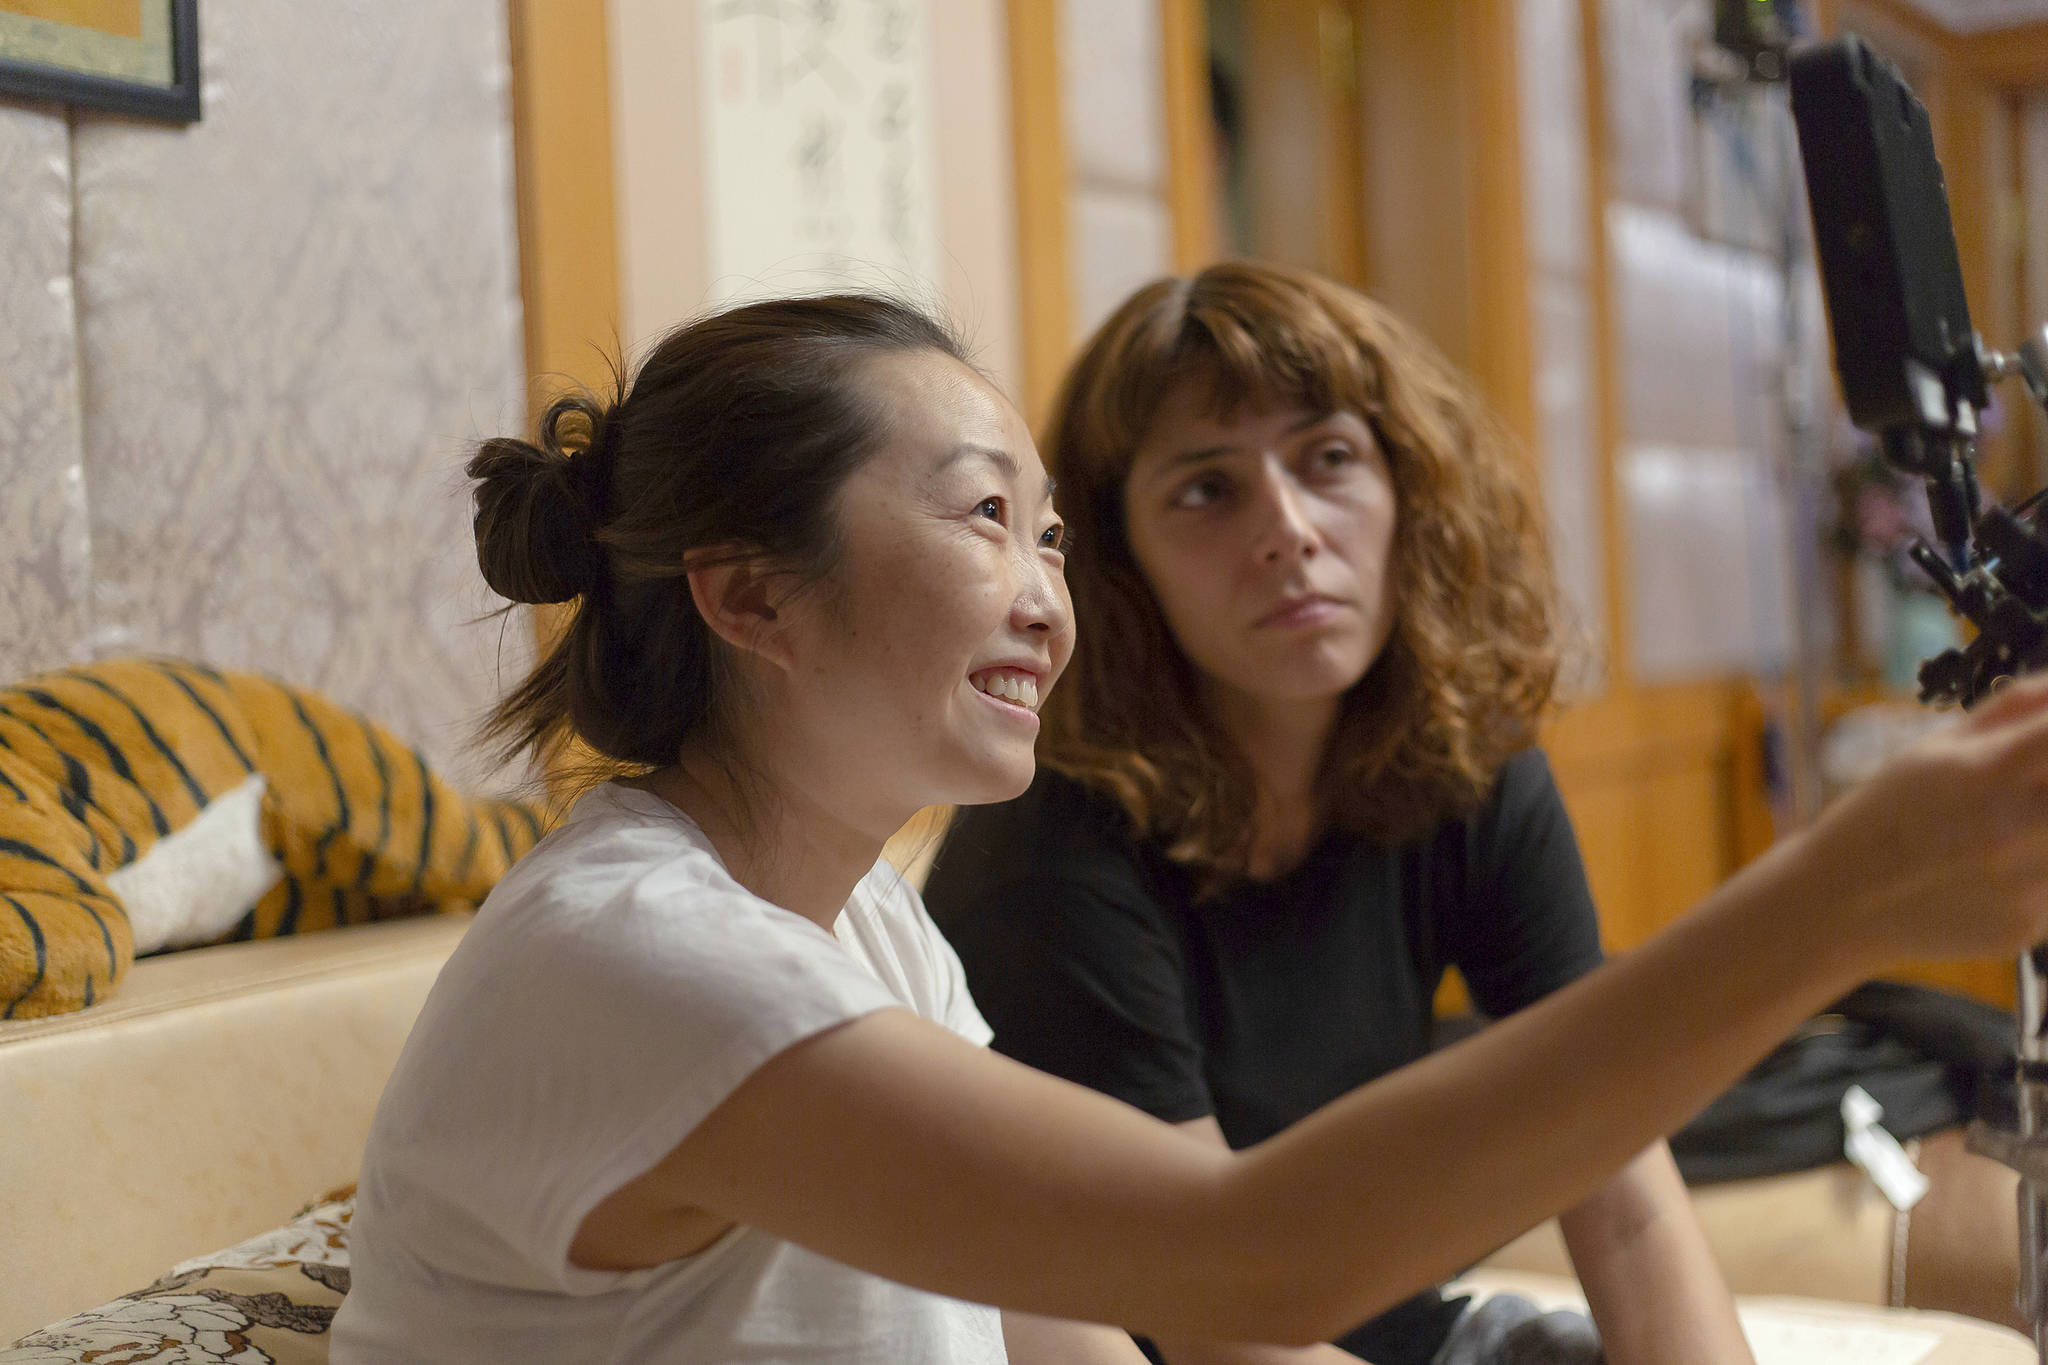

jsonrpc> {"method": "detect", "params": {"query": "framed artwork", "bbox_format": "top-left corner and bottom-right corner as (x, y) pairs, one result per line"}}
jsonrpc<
(0, 0), (199, 124)
(698, 0), (939, 305)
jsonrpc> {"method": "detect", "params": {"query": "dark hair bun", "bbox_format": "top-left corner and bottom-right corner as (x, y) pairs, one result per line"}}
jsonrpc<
(475, 295), (974, 769)
(467, 427), (604, 605)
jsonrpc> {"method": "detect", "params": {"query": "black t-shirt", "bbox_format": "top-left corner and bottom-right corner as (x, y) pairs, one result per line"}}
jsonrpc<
(924, 749), (1605, 1365)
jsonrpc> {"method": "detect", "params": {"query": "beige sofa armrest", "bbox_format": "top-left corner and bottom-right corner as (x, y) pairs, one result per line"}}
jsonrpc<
(1454, 1268), (2033, 1364)
(0, 913), (469, 1343)
(1483, 1129), (2025, 1335)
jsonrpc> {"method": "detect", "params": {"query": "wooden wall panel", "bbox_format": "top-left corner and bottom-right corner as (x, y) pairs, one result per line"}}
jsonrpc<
(1161, 0), (1221, 271)
(507, 0), (622, 792)
(1547, 681), (1742, 948)
(1232, 2), (1361, 281)
(1008, 0), (1073, 428)
(507, 0), (621, 413)
(1959, 20), (2048, 84)
(1354, 3), (1472, 361)
(1455, 0), (1535, 452)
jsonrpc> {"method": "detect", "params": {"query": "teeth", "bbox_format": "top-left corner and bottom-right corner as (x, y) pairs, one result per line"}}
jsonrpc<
(973, 672), (1039, 711)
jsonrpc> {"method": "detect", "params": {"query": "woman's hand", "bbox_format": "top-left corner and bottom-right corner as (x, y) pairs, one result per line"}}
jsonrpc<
(1797, 672), (2048, 968)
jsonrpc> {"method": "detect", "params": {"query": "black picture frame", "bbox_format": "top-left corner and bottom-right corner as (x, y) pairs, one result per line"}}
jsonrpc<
(0, 0), (200, 125)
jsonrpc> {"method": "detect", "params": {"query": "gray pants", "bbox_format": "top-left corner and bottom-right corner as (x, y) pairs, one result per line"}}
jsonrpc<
(1431, 1294), (1605, 1365)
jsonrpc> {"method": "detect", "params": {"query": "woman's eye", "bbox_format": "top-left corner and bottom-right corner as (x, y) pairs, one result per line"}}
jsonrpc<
(1172, 475), (1229, 509)
(1312, 443), (1354, 470)
(1039, 523), (1067, 552)
(975, 496), (1004, 523)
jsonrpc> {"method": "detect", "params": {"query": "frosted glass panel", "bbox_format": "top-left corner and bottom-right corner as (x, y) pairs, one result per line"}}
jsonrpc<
(1609, 203), (1783, 455)
(1599, 0), (1692, 211)
(1059, 0), (1165, 192)
(1518, 0), (1589, 277)
(1070, 187), (1173, 343)
(1532, 275), (1605, 684)
(1625, 443), (1792, 679)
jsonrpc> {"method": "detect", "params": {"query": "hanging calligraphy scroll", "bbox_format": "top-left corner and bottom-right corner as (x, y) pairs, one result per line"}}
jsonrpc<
(699, 0), (941, 304)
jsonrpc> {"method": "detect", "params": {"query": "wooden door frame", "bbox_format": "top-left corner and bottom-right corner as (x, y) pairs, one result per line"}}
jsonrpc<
(1006, 0), (1072, 430)
(506, 0), (623, 792)
(507, 0), (621, 419)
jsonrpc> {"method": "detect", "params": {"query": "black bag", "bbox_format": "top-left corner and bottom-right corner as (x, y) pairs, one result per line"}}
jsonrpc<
(1668, 980), (2015, 1185)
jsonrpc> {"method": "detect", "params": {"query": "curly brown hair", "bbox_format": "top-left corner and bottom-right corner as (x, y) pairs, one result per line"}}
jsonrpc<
(1039, 261), (1560, 877)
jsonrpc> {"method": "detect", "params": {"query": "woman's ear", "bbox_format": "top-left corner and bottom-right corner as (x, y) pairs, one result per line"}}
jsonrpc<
(686, 554), (799, 673)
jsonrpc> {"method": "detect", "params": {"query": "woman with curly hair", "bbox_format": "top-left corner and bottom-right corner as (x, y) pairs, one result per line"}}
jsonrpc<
(330, 287), (2048, 1365)
(926, 262), (1751, 1365)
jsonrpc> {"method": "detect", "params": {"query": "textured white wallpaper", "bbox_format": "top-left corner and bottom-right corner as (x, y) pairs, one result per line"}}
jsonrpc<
(0, 102), (94, 680)
(7, 0), (531, 785)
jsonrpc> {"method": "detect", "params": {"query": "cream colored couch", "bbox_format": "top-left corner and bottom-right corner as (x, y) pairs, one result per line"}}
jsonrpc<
(0, 914), (469, 1343)
(1, 915), (2034, 1361)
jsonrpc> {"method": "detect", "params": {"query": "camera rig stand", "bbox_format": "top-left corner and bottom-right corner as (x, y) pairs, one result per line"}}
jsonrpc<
(1791, 35), (2048, 1358)
(1888, 330), (2048, 1358)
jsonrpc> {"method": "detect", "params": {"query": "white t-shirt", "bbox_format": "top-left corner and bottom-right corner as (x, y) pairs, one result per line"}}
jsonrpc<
(331, 782), (1006, 1364)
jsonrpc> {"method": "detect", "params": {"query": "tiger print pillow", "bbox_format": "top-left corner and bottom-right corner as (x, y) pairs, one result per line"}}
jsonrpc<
(0, 658), (548, 1020)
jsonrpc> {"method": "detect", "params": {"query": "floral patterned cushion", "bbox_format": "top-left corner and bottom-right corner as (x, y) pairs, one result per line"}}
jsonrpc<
(2, 1196), (353, 1363)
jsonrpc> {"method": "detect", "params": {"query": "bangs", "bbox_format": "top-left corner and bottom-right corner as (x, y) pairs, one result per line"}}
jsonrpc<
(1097, 278), (1389, 455)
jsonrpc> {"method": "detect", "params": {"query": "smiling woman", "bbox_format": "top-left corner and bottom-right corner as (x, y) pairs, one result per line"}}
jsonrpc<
(332, 294), (1081, 1364)
(332, 290), (2048, 1365)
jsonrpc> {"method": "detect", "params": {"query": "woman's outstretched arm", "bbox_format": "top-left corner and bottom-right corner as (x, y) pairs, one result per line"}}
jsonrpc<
(1142, 1117), (1381, 1364)
(579, 678), (2048, 1344)
(1559, 1142), (1753, 1365)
